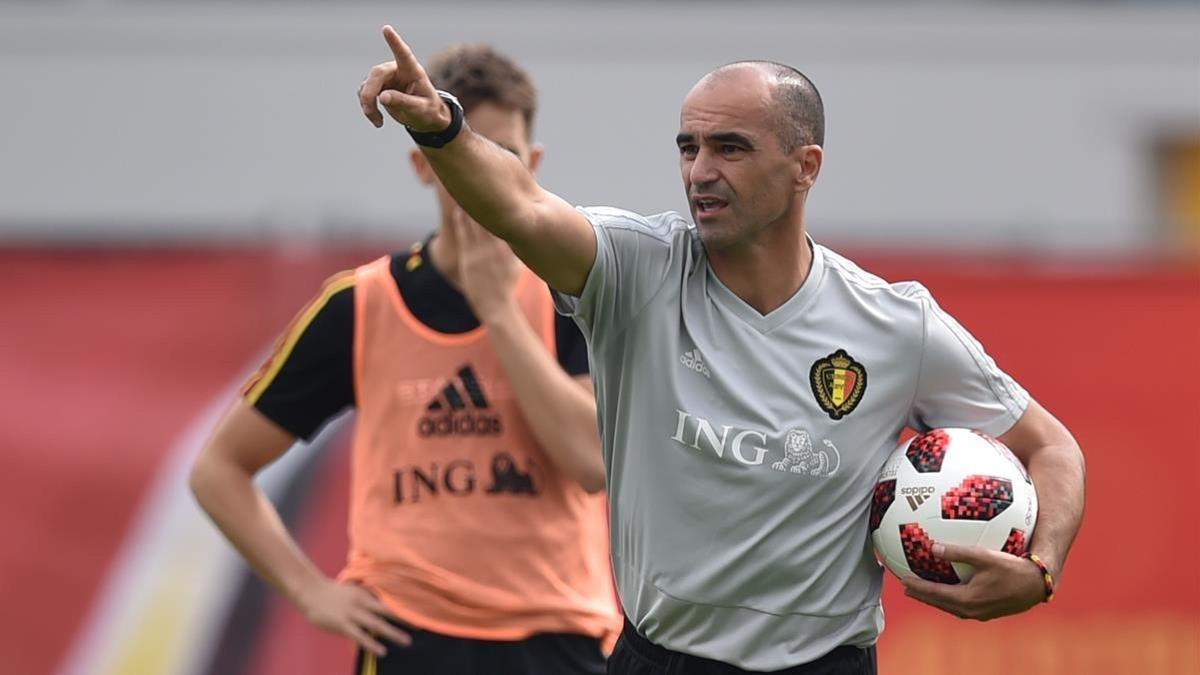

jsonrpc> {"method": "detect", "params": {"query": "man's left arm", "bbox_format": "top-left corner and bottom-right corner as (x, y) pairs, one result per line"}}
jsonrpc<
(997, 399), (1086, 593)
(902, 291), (1086, 620)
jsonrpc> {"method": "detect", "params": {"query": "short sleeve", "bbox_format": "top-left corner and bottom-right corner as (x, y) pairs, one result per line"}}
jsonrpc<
(242, 273), (356, 441)
(552, 206), (681, 338)
(907, 290), (1030, 437)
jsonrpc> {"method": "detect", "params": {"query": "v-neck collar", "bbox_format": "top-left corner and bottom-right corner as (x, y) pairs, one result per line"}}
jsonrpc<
(704, 236), (826, 334)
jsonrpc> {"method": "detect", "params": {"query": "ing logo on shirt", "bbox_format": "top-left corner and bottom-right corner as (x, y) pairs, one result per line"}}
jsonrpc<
(393, 452), (540, 504)
(670, 410), (842, 478)
(417, 365), (503, 436)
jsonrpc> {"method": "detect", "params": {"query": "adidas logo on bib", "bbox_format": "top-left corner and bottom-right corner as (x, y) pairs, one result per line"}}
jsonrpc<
(417, 365), (503, 437)
(679, 349), (711, 379)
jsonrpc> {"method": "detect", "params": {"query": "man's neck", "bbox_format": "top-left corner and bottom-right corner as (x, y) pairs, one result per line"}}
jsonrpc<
(706, 222), (813, 316)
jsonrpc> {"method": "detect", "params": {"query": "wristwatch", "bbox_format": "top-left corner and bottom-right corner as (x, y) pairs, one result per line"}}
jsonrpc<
(406, 90), (464, 149)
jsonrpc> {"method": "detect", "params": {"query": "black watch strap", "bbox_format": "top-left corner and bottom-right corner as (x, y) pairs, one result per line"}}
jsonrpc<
(407, 90), (464, 149)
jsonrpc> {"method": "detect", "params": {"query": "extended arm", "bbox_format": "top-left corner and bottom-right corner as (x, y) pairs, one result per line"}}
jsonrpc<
(359, 26), (595, 295)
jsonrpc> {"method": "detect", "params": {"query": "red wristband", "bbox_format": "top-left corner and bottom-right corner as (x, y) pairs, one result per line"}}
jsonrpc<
(1023, 552), (1055, 603)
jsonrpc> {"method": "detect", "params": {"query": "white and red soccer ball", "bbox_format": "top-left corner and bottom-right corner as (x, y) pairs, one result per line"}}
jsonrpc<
(870, 428), (1037, 584)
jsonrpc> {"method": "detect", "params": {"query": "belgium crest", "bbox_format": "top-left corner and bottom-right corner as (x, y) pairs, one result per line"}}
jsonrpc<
(810, 349), (867, 420)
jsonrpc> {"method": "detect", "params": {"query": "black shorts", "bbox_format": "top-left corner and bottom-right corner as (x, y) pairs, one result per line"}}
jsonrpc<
(607, 618), (876, 675)
(354, 618), (607, 675)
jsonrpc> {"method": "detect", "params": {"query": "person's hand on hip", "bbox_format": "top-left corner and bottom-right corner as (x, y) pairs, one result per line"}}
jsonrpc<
(298, 578), (412, 657)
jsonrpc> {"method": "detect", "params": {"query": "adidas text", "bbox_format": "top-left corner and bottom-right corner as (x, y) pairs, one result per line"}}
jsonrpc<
(418, 412), (502, 437)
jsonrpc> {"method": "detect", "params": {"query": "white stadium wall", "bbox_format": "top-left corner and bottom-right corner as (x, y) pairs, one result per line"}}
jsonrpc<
(0, 2), (1197, 252)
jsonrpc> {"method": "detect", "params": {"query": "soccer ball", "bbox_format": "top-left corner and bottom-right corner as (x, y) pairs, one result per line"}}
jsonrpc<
(869, 428), (1037, 584)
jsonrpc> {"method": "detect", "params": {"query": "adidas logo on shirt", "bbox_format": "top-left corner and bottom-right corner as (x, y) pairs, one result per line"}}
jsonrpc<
(679, 349), (711, 379)
(417, 365), (503, 437)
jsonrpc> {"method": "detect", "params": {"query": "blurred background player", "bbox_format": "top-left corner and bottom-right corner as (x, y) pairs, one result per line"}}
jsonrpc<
(190, 43), (620, 675)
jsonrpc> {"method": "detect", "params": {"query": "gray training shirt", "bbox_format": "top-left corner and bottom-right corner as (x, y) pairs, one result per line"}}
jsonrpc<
(554, 207), (1030, 671)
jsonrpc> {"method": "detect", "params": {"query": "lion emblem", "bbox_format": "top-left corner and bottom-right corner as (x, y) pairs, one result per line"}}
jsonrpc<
(771, 429), (841, 477)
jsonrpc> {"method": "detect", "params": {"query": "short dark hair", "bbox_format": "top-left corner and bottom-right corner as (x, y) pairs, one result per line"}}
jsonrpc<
(724, 61), (824, 151)
(426, 44), (538, 137)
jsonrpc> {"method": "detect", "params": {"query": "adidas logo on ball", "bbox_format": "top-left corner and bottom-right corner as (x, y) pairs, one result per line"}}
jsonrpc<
(901, 485), (936, 510)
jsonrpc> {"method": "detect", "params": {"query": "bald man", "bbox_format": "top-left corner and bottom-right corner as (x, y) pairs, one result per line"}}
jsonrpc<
(355, 28), (1085, 675)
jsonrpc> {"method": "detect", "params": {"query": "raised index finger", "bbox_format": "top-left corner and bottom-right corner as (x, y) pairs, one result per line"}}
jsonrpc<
(382, 25), (421, 73)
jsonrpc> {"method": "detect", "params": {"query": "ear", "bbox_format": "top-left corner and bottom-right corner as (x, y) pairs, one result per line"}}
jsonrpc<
(795, 144), (824, 192)
(410, 148), (437, 186)
(527, 143), (546, 178)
